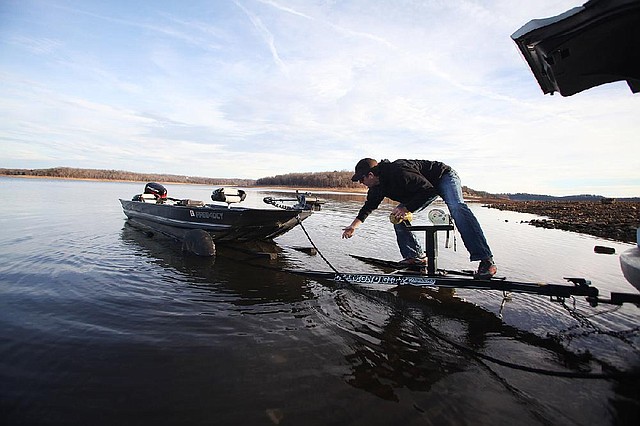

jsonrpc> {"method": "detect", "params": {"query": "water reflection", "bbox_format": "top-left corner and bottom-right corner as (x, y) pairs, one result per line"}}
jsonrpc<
(120, 223), (315, 306)
(343, 308), (465, 402)
(3, 178), (639, 425)
(120, 207), (639, 420)
(330, 283), (623, 405)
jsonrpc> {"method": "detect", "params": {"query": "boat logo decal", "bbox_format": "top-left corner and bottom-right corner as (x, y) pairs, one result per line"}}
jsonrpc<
(191, 210), (224, 220)
(334, 273), (436, 286)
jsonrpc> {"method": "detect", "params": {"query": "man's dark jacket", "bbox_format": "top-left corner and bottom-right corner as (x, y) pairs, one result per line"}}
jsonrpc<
(356, 159), (451, 222)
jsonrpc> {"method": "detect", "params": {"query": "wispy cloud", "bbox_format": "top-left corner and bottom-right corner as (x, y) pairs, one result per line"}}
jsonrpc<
(8, 36), (62, 55)
(0, 0), (638, 196)
(234, 0), (289, 74)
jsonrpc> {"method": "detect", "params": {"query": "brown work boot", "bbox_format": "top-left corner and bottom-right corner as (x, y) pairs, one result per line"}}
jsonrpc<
(474, 258), (497, 279)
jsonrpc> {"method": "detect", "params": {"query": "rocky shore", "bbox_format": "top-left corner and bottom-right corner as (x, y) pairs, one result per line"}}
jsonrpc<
(484, 200), (640, 244)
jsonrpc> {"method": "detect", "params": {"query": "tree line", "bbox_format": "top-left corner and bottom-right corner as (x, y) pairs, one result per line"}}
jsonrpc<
(1, 167), (361, 188)
(255, 171), (500, 198)
(1, 166), (502, 199)
(0, 167), (254, 186)
(256, 171), (361, 189)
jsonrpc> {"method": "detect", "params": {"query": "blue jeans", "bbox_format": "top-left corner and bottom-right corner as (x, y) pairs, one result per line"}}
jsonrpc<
(394, 170), (493, 261)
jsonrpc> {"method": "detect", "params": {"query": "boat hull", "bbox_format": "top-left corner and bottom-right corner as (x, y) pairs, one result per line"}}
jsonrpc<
(119, 199), (312, 242)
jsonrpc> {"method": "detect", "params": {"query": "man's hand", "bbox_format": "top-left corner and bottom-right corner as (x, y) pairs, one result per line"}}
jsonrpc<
(342, 218), (362, 239)
(342, 226), (356, 239)
(391, 205), (410, 221)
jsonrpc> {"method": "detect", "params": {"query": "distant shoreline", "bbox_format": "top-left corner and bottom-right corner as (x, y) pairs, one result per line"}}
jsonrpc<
(0, 174), (493, 198)
(0, 173), (368, 193)
(485, 200), (639, 244)
(1, 174), (157, 184)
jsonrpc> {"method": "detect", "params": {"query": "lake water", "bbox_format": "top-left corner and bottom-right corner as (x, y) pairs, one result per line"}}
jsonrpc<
(1, 177), (639, 425)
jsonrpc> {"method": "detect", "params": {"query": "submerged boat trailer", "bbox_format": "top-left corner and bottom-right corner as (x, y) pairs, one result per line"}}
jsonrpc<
(292, 222), (640, 307)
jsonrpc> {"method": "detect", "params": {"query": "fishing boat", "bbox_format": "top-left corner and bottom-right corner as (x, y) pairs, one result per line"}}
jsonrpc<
(120, 183), (323, 247)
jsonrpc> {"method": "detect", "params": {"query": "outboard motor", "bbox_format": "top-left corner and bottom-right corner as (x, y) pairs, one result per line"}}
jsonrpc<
(145, 182), (167, 200)
(133, 182), (168, 203)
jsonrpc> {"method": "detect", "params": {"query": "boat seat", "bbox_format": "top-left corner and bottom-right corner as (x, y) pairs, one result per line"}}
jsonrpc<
(140, 193), (160, 203)
(211, 188), (247, 205)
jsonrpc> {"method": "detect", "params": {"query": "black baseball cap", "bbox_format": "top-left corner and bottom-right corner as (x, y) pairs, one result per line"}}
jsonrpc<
(351, 158), (378, 182)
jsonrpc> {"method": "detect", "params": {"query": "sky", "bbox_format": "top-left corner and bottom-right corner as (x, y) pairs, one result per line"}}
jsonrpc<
(1, 0), (638, 197)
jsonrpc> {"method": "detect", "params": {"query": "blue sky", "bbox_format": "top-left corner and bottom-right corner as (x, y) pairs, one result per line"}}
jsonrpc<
(1, 0), (638, 196)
